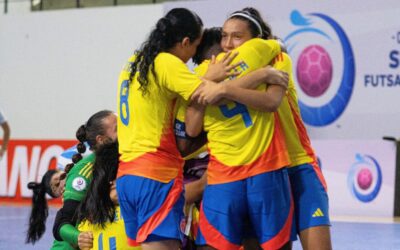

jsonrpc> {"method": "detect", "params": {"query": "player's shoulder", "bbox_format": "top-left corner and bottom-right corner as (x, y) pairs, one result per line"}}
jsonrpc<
(67, 154), (94, 178)
(76, 153), (95, 168)
(271, 52), (293, 65)
(156, 52), (182, 64)
(194, 60), (210, 76)
(241, 38), (279, 50)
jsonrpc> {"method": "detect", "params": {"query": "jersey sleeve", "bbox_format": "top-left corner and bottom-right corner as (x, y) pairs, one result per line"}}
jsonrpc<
(158, 54), (202, 101)
(271, 52), (293, 73)
(194, 60), (210, 77)
(245, 38), (281, 63)
(271, 53), (296, 91)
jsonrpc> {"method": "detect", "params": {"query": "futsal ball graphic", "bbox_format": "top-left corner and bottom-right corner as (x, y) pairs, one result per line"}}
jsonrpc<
(347, 154), (382, 203)
(357, 168), (373, 190)
(296, 45), (333, 97)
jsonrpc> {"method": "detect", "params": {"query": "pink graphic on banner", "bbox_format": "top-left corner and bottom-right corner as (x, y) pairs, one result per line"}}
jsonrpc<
(296, 45), (333, 97)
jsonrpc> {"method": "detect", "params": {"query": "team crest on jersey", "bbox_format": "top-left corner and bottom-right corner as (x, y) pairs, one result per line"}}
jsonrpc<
(72, 177), (87, 191)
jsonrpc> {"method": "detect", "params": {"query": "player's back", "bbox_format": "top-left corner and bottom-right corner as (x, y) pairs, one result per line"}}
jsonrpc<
(117, 53), (201, 182)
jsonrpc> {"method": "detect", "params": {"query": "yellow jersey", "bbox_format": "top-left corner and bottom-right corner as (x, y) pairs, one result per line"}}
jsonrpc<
(117, 52), (202, 183)
(200, 38), (290, 184)
(78, 206), (141, 250)
(272, 53), (316, 167)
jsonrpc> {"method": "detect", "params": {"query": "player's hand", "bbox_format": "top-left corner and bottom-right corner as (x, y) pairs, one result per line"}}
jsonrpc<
(192, 79), (226, 105)
(109, 180), (119, 205)
(78, 231), (93, 250)
(203, 51), (241, 82)
(264, 66), (289, 90)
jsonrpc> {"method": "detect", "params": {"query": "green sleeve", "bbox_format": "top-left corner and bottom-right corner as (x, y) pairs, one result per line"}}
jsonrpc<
(60, 224), (80, 246)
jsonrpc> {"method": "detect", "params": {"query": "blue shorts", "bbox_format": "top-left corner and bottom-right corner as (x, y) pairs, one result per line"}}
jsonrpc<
(116, 175), (185, 246)
(288, 162), (330, 240)
(196, 168), (293, 250)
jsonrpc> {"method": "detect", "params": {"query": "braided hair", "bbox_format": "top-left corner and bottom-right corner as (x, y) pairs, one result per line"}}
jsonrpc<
(128, 8), (203, 95)
(64, 110), (114, 174)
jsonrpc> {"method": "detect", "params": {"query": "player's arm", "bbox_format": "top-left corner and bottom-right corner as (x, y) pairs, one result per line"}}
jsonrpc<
(202, 51), (241, 82)
(216, 54), (291, 112)
(227, 65), (288, 90)
(185, 101), (206, 138)
(52, 199), (81, 245)
(185, 66), (286, 137)
(192, 66), (288, 106)
(221, 84), (287, 112)
(175, 100), (207, 156)
(176, 132), (207, 157)
(184, 170), (207, 204)
(53, 199), (94, 249)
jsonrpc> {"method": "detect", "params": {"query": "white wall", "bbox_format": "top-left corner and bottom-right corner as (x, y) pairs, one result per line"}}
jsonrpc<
(1, 0), (31, 15)
(0, 4), (163, 139)
(1, 1), (400, 140)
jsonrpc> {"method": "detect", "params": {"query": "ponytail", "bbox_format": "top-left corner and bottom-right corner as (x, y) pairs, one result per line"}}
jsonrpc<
(66, 110), (113, 174)
(65, 125), (87, 174)
(128, 8), (203, 94)
(26, 170), (57, 244)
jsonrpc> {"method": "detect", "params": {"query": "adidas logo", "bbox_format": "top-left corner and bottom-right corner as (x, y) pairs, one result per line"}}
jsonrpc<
(312, 208), (324, 217)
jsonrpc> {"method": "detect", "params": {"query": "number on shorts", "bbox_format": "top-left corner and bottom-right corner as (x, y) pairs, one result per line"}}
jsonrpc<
(119, 80), (130, 126)
(219, 102), (253, 127)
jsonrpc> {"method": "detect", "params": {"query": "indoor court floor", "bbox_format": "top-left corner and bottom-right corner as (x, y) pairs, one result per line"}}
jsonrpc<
(0, 205), (399, 250)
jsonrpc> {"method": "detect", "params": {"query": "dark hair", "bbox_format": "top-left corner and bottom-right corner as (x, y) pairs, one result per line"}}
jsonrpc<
(26, 170), (58, 244)
(65, 110), (114, 174)
(192, 27), (222, 65)
(77, 141), (119, 228)
(228, 7), (273, 39)
(128, 8), (203, 94)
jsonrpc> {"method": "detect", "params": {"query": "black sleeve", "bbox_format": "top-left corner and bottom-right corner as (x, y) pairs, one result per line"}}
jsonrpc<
(52, 199), (80, 241)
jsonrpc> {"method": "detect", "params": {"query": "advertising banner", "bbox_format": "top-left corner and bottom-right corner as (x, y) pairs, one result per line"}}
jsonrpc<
(0, 140), (76, 204)
(314, 140), (396, 217)
(165, 0), (400, 140)
(164, 1), (399, 217)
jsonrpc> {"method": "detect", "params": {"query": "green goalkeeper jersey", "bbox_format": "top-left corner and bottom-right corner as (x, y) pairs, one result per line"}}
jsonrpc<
(63, 153), (95, 201)
(50, 153), (95, 250)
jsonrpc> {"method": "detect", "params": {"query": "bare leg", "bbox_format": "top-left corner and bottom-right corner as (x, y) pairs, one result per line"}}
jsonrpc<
(278, 241), (292, 250)
(243, 238), (262, 250)
(141, 239), (181, 250)
(299, 226), (332, 250)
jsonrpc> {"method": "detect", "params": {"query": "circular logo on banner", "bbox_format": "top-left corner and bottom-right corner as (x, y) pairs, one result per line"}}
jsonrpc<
(284, 10), (355, 126)
(72, 177), (87, 191)
(347, 154), (382, 203)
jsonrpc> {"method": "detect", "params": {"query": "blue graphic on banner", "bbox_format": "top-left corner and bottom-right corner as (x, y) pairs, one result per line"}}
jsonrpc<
(347, 154), (382, 203)
(284, 10), (355, 126)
